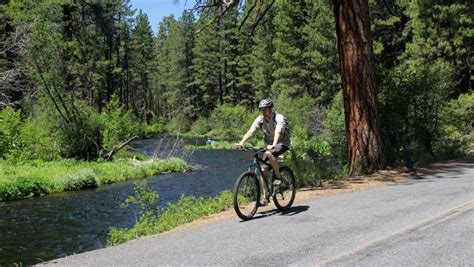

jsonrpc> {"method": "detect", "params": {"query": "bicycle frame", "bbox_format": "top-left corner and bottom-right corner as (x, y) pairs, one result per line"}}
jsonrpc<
(247, 149), (277, 199)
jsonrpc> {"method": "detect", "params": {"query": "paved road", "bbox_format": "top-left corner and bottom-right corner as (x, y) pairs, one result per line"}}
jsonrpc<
(41, 160), (474, 266)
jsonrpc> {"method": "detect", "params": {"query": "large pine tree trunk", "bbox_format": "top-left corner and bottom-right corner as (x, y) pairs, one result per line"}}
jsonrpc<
(333, 0), (385, 175)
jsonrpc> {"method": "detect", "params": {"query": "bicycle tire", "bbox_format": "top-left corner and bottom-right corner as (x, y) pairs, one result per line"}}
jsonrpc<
(233, 171), (260, 220)
(272, 166), (296, 211)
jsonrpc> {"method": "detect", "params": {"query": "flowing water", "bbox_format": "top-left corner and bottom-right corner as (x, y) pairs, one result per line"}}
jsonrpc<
(0, 137), (250, 265)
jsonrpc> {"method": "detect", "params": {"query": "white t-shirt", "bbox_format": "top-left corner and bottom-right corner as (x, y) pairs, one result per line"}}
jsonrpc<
(250, 112), (291, 147)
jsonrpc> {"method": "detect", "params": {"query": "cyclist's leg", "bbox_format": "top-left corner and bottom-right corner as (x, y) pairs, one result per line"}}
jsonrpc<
(264, 144), (289, 180)
(260, 167), (270, 200)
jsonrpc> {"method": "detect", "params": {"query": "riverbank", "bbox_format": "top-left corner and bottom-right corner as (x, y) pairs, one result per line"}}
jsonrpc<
(0, 157), (190, 202)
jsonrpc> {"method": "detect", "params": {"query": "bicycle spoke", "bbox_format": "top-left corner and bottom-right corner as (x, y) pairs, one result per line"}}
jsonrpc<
(233, 172), (259, 220)
(273, 166), (296, 211)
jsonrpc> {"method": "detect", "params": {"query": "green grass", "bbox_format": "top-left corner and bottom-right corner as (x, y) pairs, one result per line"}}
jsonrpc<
(107, 190), (234, 246)
(0, 158), (189, 202)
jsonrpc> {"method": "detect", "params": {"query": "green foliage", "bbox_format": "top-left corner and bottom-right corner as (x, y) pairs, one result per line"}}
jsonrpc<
(275, 93), (315, 136)
(58, 101), (103, 159)
(403, 0), (473, 96)
(286, 137), (347, 187)
(141, 116), (166, 136)
(129, 11), (156, 117)
(107, 190), (233, 246)
(102, 95), (140, 150)
(324, 90), (348, 161)
(0, 176), (50, 201)
(379, 60), (455, 166)
(189, 117), (211, 135)
(208, 104), (250, 141)
(55, 169), (98, 191)
(272, 0), (308, 97)
(0, 107), (22, 158)
(302, 0), (340, 106)
(121, 181), (160, 223)
(166, 115), (192, 134)
(436, 91), (474, 157)
(11, 116), (61, 161)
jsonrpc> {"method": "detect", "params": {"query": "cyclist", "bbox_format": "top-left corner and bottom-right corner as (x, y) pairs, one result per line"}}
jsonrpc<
(236, 99), (291, 203)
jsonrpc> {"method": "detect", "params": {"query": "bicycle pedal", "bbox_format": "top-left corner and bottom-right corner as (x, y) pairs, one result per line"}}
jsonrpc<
(258, 199), (269, 206)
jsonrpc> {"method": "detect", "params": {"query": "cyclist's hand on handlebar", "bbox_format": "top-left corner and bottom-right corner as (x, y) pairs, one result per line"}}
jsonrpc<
(235, 143), (244, 150)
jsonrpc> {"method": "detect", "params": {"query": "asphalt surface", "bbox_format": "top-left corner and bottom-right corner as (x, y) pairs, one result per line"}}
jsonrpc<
(40, 160), (473, 266)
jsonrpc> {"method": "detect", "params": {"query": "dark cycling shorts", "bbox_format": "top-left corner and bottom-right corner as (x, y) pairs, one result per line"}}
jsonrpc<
(262, 143), (289, 163)
(270, 143), (289, 157)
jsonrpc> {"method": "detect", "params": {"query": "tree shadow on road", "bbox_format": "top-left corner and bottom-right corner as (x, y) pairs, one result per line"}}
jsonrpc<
(386, 158), (474, 186)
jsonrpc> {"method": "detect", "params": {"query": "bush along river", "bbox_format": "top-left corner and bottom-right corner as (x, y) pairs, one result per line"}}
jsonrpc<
(0, 137), (250, 265)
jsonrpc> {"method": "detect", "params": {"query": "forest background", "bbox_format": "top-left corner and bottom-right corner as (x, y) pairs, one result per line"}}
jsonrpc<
(0, 0), (472, 188)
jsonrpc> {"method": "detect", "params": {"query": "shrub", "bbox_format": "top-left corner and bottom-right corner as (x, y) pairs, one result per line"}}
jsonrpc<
(189, 117), (211, 135)
(286, 136), (347, 187)
(323, 90), (348, 162)
(29, 96), (103, 160)
(142, 116), (166, 136)
(378, 60), (455, 166)
(9, 116), (62, 161)
(275, 93), (316, 135)
(0, 107), (22, 158)
(435, 91), (474, 158)
(0, 177), (50, 201)
(102, 95), (141, 151)
(208, 104), (250, 141)
(166, 115), (191, 134)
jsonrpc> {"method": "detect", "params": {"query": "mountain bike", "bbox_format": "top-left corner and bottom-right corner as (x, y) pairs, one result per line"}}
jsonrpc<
(233, 147), (296, 220)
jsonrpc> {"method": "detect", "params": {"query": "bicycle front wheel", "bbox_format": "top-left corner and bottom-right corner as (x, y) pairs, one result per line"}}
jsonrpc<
(273, 166), (296, 211)
(233, 171), (260, 220)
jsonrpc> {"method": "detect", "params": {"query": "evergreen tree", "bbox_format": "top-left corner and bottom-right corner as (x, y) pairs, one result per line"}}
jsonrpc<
(180, 10), (197, 119)
(302, 0), (340, 107)
(190, 10), (222, 117)
(370, 0), (408, 71)
(218, 7), (240, 105)
(130, 10), (155, 121)
(272, 0), (309, 98)
(237, 3), (276, 109)
(154, 15), (176, 120)
(333, 0), (385, 174)
(402, 0), (473, 95)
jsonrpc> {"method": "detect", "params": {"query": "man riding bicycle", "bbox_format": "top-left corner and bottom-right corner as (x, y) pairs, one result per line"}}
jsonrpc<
(236, 99), (291, 197)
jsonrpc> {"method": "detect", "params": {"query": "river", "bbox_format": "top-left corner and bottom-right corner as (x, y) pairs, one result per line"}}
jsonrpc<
(0, 137), (250, 265)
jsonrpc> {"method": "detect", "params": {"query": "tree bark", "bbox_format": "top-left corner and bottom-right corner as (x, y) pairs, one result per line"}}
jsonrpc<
(333, 0), (385, 175)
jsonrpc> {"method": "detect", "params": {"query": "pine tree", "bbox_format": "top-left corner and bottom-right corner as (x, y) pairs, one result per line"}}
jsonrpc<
(403, 0), (473, 95)
(370, 0), (408, 72)
(189, 10), (222, 117)
(180, 10), (197, 119)
(130, 10), (155, 121)
(272, 0), (308, 98)
(219, 7), (240, 105)
(154, 15), (176, 120)
(333, 0), (385, 174)
(237, 3), (276, 110)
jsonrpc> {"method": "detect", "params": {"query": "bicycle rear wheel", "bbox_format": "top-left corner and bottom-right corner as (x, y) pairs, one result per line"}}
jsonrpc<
(233, 171), (260, 220)
(273, 166), (296, 211)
